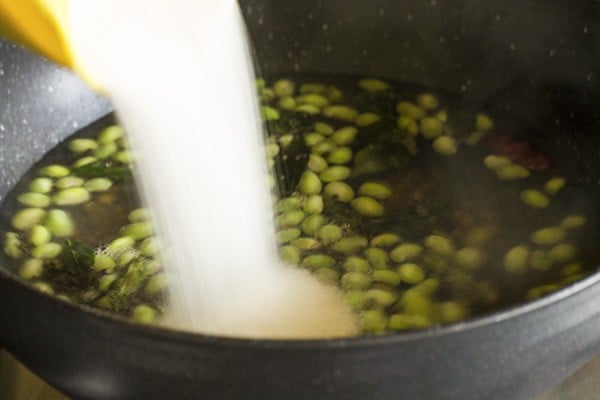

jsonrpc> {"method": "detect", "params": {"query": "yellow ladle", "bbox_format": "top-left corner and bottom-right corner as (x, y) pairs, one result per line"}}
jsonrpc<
(0, 0), (105, 90)
(0, 0), (72, 67)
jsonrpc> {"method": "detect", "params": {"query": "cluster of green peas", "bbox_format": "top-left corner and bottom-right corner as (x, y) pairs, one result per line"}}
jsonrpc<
(258, 76), (591, 334)
(2, 125), (163, 323)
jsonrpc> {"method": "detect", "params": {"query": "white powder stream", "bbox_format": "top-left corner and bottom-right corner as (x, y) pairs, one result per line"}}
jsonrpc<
(67, 0), (356, 338)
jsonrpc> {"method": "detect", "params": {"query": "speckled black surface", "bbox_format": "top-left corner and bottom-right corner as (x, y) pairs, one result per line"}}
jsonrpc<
(0, 1), (599, 399)
(0, 41), (111, 202)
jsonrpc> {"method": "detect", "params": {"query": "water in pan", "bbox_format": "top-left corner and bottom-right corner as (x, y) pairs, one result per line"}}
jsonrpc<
(0, 75), (598, 335)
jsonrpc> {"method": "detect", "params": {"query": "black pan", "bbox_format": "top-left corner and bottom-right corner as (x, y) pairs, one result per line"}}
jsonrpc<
(1, 1), (599, 399)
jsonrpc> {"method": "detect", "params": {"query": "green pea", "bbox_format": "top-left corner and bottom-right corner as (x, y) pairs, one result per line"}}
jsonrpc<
(72, 156), (98, 168)
(28, 225), (51, 246)
(351, 197), (384, 217)
(561, 263), (583, 277)
(396, 101), (425, 120)
(355, 113), (381, 127)
(397, 263), (426, 284)
(94, 254), (116, 271)
(275, 210), (306, 228)
(140, 237), (160, 257)
(82, 178), (113, 193)
(144, 273), (169, 296)
(453, 247), (483, 270)
(290, 237), (322, 251)
(529, 250), (553, 271)
(39, 164), (70, 178)
(279, 245), (301, 265)
(297, 171), (322, 195)
(530, 227), (566, 246)
(561, 215), (586, 230)
(341, 272), (372, 290)
(397, 115), (419, 135)
(17, 192), (51, 208)
(117, 249), (141, 267)
(311, 140), (338, 156)
(420, 117), (444, 139)
(273, 79), (295, 97)
(357, 182), (392, 200)
(300, 83), (326, 94)
(464, 226), (494, 247)
(520, 190), (550, 209)
(53, 187), (91, 206)
(314, 122), (334, 136)
(302, 254), (336, 269)
(361, 309), (388, 334)
(98, 125), (125, 144)
(304, 132), (325, 147)
(107, 236), (135, 254)
(432, 135), (458, 155)
(296, 93), (329, 108)
(278, 96), (296, 110)
(94, 142), (118, 159)
(388, 314), (432, 330)
(323, 181), (355, 202)
(31, 242), (63, 259)
(503, 245), (529, 273)
(496, 164), (530, 180)
(11, 208), (47, 230)
(365, 288), (398, 308)
(303, 195), (324, 214)
(126, 209), (149, 224)
(416, 93), (439, 110)
(301, 214), (326, 236)
(278, 133), (294, 149)
(313, 267), (339, 285)
(342, 256), (370, 272)
(319, 166), (351, 182)
(264, 142), (280, 159)
(548, 243), (576, 263)
(55, 176), (85, 189)
(364, 247), (389, 269)
(68, 138), (98, 153)
(44, 209), (74, 237)
(424, 235), (454, 257)
(33, 282), (54, 295)
(122, 222), (153, 241)
(327, 147), (353, 164)
(274, 197), (302, 214)
(113, 150), (133, 164)
(132, 304), (157, 323)
(344, 290), (366, 310)
(401, 290), (435, 318)
(19, 258), (44, 280)
(483, 155), (512, 170)
(526, 284), (560, 300)
(307, 154), (329, 173)
(276, 228), (301, 244)
(390, 243), (423, 262)
(3, 232), (23, 259)
(28, 177), (53, 194)
(544, 177), (566, 195)
(323, 105), (359, 122)
(295, 104), (321, 115)
(260, 88), (275, 102)
(412, 278), (440, 296)
(331, 236), (368, 254)
(370, 233), (401, 248)
(372, 270), (401, 286)
(475, 114), (494, 132)
(331, 126), (358, 146)
(438, 301), (469, 323)
(316, 224), (342, 245)
(358, 78), (390, 92)
(99, 273), (118, 292)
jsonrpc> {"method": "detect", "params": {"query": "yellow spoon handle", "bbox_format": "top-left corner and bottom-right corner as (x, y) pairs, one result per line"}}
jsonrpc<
(0, 0), (73, 68)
